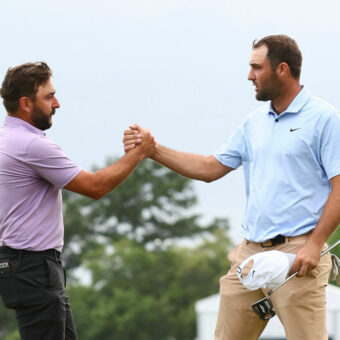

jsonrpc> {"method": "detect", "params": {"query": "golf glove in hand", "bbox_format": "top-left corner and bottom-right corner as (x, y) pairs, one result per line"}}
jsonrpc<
(330, 254), (340, 285)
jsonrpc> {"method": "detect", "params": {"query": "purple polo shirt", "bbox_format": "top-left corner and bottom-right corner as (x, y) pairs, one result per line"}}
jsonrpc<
(0, 116), (82, 251)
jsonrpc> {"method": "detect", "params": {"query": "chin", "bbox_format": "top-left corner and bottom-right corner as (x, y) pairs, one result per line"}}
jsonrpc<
(256, 92), (270, 102)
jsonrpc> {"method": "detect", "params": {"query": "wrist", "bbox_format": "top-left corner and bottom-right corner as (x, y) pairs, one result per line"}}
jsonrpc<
(150, 144), (162, 161)
(306, 233), (325, 250)
(128, 147), (146, 162)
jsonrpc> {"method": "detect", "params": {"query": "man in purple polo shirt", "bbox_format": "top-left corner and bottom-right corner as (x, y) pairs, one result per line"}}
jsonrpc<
(0, 62), (156, 340)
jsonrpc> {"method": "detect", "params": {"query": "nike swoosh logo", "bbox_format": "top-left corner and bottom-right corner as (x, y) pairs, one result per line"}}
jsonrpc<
(290, 128), (301, 132)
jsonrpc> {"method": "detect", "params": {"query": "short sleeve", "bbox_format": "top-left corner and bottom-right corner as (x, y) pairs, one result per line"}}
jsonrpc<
(319, 112), (340, 180)
(25, 136), (82, 189)
(213, 126), (246, 169)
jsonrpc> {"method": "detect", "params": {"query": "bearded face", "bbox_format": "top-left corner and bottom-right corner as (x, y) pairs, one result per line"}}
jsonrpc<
(254, 71), (282, 102)
(31, 103), (55, 131)
(248, 45), (283, 103)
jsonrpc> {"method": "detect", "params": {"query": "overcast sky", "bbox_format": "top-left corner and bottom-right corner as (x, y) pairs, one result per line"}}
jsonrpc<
(1, 0), (339, 243)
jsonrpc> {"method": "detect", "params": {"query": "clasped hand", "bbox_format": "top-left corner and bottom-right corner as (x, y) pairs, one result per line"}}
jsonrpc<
(123, 123), (157, 158)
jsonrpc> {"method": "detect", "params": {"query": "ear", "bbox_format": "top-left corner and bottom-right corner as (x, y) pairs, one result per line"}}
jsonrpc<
(18, 96), (33, 113)
(276, 62), (289, 77)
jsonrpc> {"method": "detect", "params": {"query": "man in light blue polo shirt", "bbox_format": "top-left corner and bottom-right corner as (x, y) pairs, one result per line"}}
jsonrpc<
(123, 35), (340, 340)
(214, 85), (340, 245)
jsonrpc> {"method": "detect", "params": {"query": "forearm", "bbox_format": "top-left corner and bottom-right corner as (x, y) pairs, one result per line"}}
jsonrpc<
(307, 178), (340, 248)
(291, 178), (340, 277)
(93, 149), (144, 197)
(65, 149), (144, 199)
(151, 145), (232, 182)
(123, 124), (233, 182)
(66, 127), (156, 199)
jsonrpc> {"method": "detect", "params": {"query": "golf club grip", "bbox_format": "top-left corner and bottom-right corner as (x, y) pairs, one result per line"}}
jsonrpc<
(269, 239), (340, 295)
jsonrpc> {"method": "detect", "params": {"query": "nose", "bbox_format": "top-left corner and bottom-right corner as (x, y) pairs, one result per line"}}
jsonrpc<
(248, 69), (255, 81)
(53, 96), (60, 109)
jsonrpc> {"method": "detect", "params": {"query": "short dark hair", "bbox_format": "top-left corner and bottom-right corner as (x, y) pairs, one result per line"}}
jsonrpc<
(0, 62), (52, 113)
(253, 35), (302, 79)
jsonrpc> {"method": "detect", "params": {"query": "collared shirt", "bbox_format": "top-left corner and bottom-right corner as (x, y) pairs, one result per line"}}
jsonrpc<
(0, 116), (82, 251)
(214, 87), (340, 242)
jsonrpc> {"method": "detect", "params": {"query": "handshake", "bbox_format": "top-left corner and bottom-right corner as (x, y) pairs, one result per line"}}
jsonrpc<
(123, 123), (157, 159)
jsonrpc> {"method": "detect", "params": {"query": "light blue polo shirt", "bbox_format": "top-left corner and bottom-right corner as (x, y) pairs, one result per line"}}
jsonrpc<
(214, 87), (340, 242)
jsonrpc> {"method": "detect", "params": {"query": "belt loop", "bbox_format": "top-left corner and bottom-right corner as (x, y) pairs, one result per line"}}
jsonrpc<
(18, 250), (23, 260)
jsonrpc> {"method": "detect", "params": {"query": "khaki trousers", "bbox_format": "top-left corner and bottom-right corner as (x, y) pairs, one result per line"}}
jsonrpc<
(214, 233), (332, 340)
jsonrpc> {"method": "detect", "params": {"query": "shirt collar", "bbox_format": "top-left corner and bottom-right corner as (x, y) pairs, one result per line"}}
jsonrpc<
(267, 86), (311, 116)
(4, 116), (45, 136)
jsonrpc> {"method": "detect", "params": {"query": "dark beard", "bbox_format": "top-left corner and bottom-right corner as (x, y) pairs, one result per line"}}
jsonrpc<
(255, 76), (281, 102)
(256, 89), (272, 101)
(31, 105), (54, 131)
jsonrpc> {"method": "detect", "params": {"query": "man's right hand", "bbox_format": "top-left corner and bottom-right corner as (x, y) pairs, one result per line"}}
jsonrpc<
(123, 123), (233, 183)
(124, 124), (157, 158)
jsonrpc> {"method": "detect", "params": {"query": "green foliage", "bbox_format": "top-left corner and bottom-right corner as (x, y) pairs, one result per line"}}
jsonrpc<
(0, 157), (232, 339)
(328, 226), (340, 286)
(0, 307), (18, 340)
(69, 228), (232, 340)
(62, 158), (221, 272)
(328, 226), (340, 259)
(62, 157), (232, 339)
(2, 330), (20, 340)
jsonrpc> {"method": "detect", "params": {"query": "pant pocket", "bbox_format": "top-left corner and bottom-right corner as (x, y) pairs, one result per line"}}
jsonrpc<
(45, 259), (65, 289)
(0, 259), (21, 309)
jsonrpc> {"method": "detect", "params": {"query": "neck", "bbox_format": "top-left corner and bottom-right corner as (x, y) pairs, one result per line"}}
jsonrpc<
(8, 112), (32, 125)
(271, 81), (302, 114)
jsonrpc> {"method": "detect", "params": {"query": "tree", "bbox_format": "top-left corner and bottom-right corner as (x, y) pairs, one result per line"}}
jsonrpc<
(0, 157), (232, 339)
(62, 158), (222, 273)
(0, 307), (19, 340)
(68, 227), (232, 340)
(61, 156), (232, 339)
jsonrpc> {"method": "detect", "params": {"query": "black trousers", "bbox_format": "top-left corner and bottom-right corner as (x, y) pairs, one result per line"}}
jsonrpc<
(0, 247), (77, 340)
